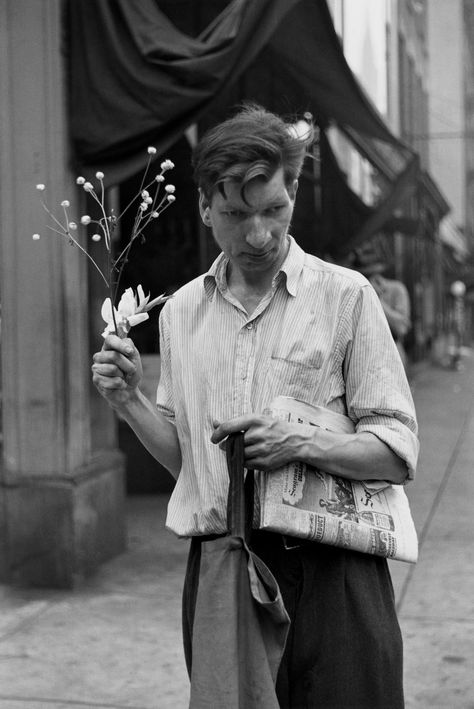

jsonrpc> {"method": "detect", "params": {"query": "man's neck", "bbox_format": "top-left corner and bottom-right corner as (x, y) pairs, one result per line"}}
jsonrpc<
(226, 267), (274, 315)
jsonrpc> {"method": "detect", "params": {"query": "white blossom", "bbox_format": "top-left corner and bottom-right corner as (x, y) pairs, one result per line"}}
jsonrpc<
(81, 215), (91, 225)
(95, 171), (104, 180)
(167, 194), (176, 203)
(83, 182), (94, 192)
(101, 285), (170, 338)
(32, 233), (41, 240)
(165, 184), (175, 194)
(76, 176), (86, 185)
(92, 233), (101, 242)
(68, 222), (77, 231)
(61, 200), (70, 208)
(155, 175), (165, 183)
(160, 159), (174, 171)
(36, 184), (45, 191)
(147, 146), (157, 155)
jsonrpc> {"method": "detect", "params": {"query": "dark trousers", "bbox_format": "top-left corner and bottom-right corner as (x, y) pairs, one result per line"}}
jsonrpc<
(183, 530), (404, 709)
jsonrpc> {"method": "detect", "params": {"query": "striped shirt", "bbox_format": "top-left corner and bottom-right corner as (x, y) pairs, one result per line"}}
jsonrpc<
(156, 236), (419, 537)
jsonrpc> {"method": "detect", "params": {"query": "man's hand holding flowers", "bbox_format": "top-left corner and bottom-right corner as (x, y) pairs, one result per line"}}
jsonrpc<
(92, 334), (143, 410)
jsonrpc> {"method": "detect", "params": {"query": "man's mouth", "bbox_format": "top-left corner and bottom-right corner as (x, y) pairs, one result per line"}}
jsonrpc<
(244, 249), (272, 259)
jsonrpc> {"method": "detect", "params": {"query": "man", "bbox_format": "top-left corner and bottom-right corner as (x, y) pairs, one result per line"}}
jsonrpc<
(92, 104), (419, 708)
(356, 252), (412, 368)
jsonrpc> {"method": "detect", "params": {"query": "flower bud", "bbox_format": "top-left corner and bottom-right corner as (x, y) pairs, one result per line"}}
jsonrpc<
(92, 233), (101, 242)
(36, 184), (46, 191)
(61, 200), (70, 208)
(147, 146), (157, 155)
(81, 215), (91, 225)
(167, 195), (176, 203)
(165, 184), (175, 194)
(83, 182), (94, 192)
(76, 176), (86, 185)
(155, 175), (165, 183)
(32, 233), (41, 240)
(95, 171), (104, 180)
(160, 159), (174, 171)
(68, 222), (78, 231)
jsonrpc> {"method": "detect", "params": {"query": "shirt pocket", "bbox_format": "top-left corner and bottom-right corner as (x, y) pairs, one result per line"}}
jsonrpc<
(264, 350), (323, 402)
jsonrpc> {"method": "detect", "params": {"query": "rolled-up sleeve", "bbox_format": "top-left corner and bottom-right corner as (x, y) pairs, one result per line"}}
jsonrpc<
(342, 284), (419, 480)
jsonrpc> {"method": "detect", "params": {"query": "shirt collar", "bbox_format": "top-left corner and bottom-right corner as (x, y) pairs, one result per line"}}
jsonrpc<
(203, 235), (305, 300)
(279, 235), (305, 296)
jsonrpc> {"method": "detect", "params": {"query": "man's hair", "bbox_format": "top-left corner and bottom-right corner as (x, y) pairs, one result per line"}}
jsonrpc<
(192, 103), (314, 202)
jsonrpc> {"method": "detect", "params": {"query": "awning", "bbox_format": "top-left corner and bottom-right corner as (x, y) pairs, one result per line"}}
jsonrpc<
(439, 216), (470, 261)
(333, 152), (419, 255)
(68, 0), (418, 250)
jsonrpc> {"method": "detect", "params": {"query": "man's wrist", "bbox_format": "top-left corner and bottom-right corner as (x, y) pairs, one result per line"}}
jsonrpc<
(112, 386), (144, 418)
(290, 423), (319, 466)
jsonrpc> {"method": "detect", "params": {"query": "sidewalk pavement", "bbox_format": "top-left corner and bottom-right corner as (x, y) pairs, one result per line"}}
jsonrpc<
(1, 354), (474, 709)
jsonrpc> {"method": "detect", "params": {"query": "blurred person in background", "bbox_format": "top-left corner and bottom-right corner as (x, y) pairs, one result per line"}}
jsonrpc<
(353, 249), (411, 369)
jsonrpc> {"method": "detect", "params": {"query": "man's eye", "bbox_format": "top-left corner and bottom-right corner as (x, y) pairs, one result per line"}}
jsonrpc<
(224, 210), (243, 218)
(265, 206), (284, 215)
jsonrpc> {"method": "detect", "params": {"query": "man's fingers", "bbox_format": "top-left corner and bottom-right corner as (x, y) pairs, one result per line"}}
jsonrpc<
(91, 362), (123, 377)
(210, 419), (245, 443)
(91, 335), (143, 408)
(94, 375), (128, 391)
(102, 334), (134, 356)
(93, 344), (137, 377)
(210, 415), (261, 444)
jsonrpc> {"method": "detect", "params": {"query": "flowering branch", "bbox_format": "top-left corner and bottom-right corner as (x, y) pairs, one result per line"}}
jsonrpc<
(33, 147), (176, 338)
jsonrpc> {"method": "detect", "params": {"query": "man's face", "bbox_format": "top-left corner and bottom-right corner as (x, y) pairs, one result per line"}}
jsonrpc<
(200, 167), (297, 278)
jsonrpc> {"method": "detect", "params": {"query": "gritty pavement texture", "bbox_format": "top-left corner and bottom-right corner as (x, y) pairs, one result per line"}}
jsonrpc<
(1, 353), (474, 708)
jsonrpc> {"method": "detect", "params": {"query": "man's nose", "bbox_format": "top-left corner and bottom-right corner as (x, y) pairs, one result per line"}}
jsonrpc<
(245, 217), (272, 250)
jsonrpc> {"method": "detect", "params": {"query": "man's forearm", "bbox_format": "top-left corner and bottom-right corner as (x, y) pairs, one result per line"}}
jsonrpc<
(116, 389), (182, 478)
(211, 415), (409, 484)
(297, 427), (408, 485)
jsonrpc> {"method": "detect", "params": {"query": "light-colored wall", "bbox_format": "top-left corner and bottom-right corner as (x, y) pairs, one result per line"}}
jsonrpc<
(327, 0), (390, 205)
(427, 0), (465, 225)
(342, 0), (389, 117)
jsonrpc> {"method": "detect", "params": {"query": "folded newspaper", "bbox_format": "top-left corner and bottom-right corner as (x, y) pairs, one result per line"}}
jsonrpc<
(256, 396), (418, 563)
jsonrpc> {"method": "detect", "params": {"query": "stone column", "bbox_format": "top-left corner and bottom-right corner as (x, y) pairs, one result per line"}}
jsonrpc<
(0, 0), (126, 587)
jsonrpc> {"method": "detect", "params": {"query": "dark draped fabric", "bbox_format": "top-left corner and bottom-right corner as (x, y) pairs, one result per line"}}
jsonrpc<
(68, 0), (418, 252)
(68, 0), (301, 183)
(69, 0), (413, 175)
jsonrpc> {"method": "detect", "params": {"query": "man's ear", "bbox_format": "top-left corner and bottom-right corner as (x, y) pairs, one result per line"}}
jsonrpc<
(198, 189), (211, 226)
(288, 179), (298, 202)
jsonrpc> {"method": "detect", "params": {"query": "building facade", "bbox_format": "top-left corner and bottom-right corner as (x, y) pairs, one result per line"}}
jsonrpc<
(426, 0), (474, 345)
(329, 0), (470, 362)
